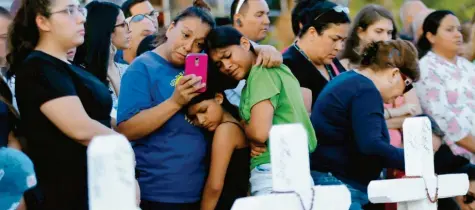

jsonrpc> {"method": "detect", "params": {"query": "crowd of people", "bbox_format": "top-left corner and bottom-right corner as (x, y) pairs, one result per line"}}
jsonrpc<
(1, 0), (475, 210)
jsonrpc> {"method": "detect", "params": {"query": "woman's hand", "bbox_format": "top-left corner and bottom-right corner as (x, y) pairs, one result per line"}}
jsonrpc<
(254, 45), (283, 68)
(170, 74), (205, 106)
(240, 119), (267, 157)
(250, 141), (267, 157)
(401, 103), (419, 116)
(388, 103), (419, 118)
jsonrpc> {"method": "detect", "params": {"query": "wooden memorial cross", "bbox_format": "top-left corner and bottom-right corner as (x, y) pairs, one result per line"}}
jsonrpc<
(368, 117), (469, 209)
(87, 135), (140, 210)
(231, 124), (351, 210)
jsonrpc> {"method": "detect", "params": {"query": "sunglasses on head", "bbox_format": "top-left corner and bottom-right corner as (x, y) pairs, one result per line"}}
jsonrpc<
(399, 72), (413, 94)
(128, 14), (154, 24)
(314, 5), (350, 22)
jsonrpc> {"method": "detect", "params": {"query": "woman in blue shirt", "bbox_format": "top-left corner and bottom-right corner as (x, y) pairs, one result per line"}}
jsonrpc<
(310, 40), (420, 210)
(117, 1), (282, 209)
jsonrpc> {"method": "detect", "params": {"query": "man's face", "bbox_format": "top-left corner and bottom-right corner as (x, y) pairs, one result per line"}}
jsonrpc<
(129, 1), (157, 28)
(235, 0), (270, 42)
(127, 16), (156, 59)
(0, 16), (11, 66)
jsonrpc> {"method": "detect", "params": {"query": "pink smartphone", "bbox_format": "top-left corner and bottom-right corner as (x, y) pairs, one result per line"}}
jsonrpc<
(185, 53), (208, 93)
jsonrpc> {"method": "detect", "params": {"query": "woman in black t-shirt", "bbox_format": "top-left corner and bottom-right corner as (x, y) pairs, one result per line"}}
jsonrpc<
(283, 1), (351, 113)
(7, 0), (116, 209)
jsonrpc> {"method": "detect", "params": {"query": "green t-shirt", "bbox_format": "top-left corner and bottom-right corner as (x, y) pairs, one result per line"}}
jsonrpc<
(240, 64), (317, 170)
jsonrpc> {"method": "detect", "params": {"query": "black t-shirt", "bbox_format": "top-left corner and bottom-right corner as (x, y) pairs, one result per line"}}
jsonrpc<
(16, 51), (112, 210)
(283, 45), (347, 106)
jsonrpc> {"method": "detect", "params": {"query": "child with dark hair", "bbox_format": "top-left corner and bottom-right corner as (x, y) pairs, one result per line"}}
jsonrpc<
(207, 25), (317, 196)
(185, 70), (249, 210)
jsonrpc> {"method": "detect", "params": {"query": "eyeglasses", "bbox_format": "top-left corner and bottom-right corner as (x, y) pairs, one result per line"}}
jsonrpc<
(313, 5), (349, 22)
(51, 5), (87, 17)
(399, 72), (413, 93)
(115, 21), (129, 31)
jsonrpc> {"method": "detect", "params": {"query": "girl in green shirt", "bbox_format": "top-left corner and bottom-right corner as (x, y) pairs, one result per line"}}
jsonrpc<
(206, 26), (317, 196)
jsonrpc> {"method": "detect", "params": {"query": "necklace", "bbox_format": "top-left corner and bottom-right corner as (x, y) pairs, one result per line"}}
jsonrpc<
(292, 42), (334, 80)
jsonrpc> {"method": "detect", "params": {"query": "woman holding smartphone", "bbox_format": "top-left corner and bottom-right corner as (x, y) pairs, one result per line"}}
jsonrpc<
(117, 1), (282, 209)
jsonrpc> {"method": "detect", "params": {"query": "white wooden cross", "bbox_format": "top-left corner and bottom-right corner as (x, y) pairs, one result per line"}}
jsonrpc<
(368, 117), (470, 209)
(87, 135), (140, 210)
(231, 124), (351, 210)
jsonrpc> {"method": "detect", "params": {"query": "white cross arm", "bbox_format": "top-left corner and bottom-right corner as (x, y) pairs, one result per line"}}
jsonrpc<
(368, 174), (469, 203)
(231, 185), (351, 210)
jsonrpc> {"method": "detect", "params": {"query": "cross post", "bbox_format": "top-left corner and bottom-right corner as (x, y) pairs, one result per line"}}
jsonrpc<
(368, 117), (469, 210)
(231, 124), (351, 210)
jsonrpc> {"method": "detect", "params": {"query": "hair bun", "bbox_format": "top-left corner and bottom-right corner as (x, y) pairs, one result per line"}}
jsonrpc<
(361, 41), (380, 66)
(193, 0), (211, 11)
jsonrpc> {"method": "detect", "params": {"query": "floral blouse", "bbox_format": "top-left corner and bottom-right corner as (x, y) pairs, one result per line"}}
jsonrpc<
(415, 51), (475, 163)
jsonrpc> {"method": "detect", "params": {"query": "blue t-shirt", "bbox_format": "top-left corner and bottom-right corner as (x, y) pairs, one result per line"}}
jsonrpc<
(118, 51), (208, 203)
(114, 50), (129, 65)
(310, 70), (405, 192)
(0, 101), (10, 147)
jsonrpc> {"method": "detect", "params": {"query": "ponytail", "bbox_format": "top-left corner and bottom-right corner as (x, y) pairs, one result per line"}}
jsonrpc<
(7, 0), (52, 76)
(416, 10), (454, 59)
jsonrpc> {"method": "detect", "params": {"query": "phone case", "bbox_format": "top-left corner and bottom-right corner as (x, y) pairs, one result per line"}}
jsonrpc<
(185, 53), (208, 93)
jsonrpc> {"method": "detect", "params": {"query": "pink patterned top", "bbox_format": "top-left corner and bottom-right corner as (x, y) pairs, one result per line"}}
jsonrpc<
(384, 97), (405, 148)
(415, 51), (475, 162)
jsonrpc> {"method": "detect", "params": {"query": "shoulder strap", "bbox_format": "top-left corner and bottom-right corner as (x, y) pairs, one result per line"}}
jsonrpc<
(221, 121), (244, 133)
(330, 62), (340, 76)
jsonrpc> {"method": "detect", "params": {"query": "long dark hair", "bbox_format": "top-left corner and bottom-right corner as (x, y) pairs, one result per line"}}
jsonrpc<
(206, 26), (253, 51)
(416, 10), (454, 58)
(154, 0), (215, 48)
(73, 1), (121, 84)
(340, 4), (397, 64)
(297, 0), (350, 38)
(6, 0), (53, 77)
